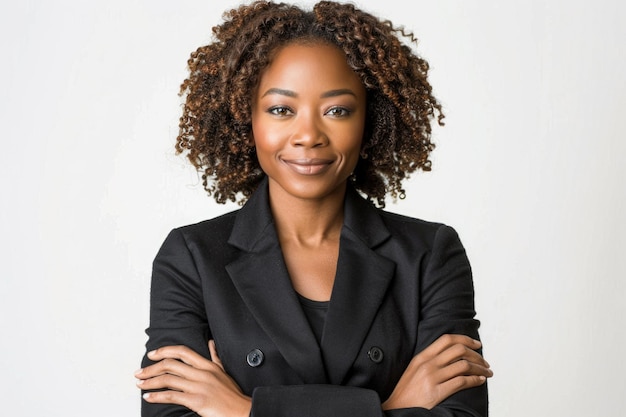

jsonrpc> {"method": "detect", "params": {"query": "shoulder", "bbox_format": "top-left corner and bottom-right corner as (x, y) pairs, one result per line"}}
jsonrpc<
(160, 179), (275, 255)
(159, 209), (241, 257)
(378, 209), (442, 234)
(175, 209), (239, 239)
(379, 208), (446, 242)
(344, 188), (463, 253)
(374, 208), (466, 259)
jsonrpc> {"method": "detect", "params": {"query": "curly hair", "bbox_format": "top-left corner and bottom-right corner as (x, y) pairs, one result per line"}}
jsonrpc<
(176, 0), (444, 207)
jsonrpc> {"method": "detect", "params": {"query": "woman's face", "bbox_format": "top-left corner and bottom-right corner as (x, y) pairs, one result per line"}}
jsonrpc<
(251, 42), (366, 203)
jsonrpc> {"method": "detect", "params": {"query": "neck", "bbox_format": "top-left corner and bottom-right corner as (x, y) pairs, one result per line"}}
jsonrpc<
(268, 180), (347, 246)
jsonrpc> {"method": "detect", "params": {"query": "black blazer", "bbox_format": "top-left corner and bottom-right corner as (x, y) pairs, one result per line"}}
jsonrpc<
(141, 180), (487, 417)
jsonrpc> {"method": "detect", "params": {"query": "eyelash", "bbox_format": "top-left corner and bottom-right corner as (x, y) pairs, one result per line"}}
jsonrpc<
(325, 107), (351, 117)
(268, 106), (293, 116)
(266, 106), (352, 117)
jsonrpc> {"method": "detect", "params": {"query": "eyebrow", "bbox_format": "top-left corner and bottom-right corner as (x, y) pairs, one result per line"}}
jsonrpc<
(261, 88), (357, 99)
(261, 88), (297, 98)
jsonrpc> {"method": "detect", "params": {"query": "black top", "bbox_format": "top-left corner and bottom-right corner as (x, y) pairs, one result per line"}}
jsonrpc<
(297, 293), (329, 345)
(141, 178), (486, 417)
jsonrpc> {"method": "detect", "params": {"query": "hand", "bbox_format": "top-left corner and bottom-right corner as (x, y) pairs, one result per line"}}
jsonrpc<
(382, 334), (493, 410)
(135, 340), (252, 417)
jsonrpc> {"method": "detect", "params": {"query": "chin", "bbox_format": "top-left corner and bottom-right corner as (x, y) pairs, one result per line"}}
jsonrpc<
(273, 178), (348, 202)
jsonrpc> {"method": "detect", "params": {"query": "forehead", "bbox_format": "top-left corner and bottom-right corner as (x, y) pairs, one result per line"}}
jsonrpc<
(256, 42), (364, 95)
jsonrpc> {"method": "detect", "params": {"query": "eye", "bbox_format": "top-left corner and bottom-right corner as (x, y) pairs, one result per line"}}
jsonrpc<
(268, 106), (293, 117)
(325, 107), (351, 118)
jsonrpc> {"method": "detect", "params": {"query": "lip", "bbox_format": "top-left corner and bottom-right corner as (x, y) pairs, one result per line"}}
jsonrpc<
(281, 158), (334, 175)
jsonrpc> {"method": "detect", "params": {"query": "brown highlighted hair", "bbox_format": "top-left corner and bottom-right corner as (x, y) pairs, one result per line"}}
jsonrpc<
(176, 1), (444, 207)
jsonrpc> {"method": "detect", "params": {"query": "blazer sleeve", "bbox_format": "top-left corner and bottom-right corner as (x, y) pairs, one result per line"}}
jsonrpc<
(395, 224), (488, 417)
(141, 229), (388, 417)
(141, 229), (210, 417)
(249, 225), (487, 417)
(141, 225), (487, 417)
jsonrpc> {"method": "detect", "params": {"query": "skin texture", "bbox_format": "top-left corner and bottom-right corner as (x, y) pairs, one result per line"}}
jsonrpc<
(135, 335), (493, 415)
(252, 42), (367, 301)
(175, 1), (444, 207)
(135, 41), (493, 416)
(382, 335), (492, 410)
(252, 42), (366, 206)
(136, 342), (251, 417)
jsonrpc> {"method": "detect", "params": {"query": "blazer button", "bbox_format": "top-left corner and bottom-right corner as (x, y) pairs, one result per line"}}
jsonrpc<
(246, 348), (264, 367)
(367, 346), (384, 364)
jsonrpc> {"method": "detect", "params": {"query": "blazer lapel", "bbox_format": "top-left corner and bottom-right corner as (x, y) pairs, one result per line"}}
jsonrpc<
(321, 188), (395, 385)
(225, 179), (327, 384)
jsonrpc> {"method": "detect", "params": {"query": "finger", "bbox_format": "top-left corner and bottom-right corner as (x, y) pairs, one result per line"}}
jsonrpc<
(437, 373), (488, 399)
(147, 346), (214, 370)
(433, 334), (482, 352)
(142, 389), (201, 410)
(137, 357), (213, 382)
(137, 372), (200, 394)
(209, 340), (225, 371)
(439, 358), (494, 383)
(435, 343), (490, 369)
(422, 334), (481, 359)
(138, 357), (190, 379)
(413, 334), (481, 366)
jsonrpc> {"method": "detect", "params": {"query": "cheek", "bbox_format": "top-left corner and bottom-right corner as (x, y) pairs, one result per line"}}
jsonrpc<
(251, 130), (278, 158)
(342, 120), (365, 156)
(345, 145), (361, 172)
(251, 114), (281, 150)
(339, 139), (363, 175)
(250, 123), (277, 173)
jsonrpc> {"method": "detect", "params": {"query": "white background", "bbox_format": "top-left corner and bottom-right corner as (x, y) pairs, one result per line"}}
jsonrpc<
(1, 0), (624, 415)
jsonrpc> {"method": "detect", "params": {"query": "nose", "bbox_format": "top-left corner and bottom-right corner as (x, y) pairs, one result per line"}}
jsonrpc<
(290, 112), (328, 148)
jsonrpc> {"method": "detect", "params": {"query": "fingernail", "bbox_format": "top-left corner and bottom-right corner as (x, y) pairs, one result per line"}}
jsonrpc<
(136, 379), (144, 386)
(147, 350), (156, 357)
(479, 376), (486, 382)
(134, 368), (143, 376)
(143, 393), (151, 400)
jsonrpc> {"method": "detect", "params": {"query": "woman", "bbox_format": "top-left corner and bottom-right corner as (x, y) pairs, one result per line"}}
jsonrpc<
(135, 1), (492, 416)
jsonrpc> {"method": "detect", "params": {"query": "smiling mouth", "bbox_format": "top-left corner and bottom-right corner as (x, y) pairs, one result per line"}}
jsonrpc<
(282, 158), (334, 175)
